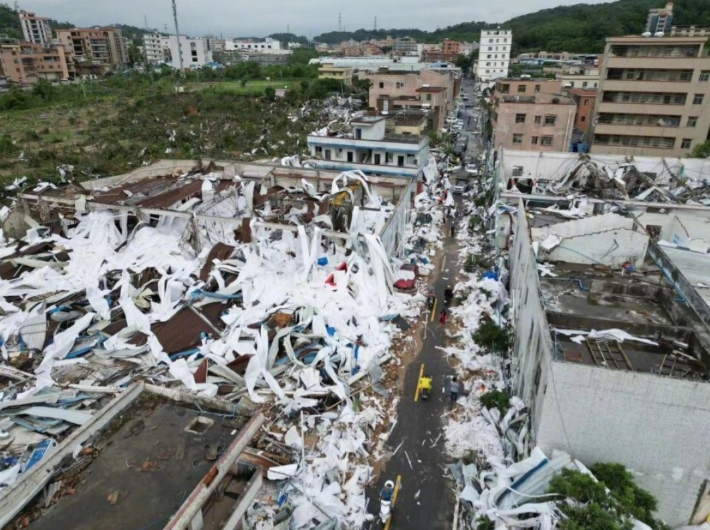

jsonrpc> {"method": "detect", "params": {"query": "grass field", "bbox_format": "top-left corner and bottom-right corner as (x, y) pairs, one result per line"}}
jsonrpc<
(187, 79), (299, 95)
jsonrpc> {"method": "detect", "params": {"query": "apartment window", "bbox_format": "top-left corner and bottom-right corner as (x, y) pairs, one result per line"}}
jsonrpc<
(700, 71), (710, 82)
(541, 136), (553, 146)
(517, 84), (527, 93)
(385, 152), (393, 164)
(580, 116), (586, 122)
(396, 82), (403, 88)
(584, 99), (589, 106)
(535, 84), (541, 92)
(515, 113), (526, 123)
(693, 94), (704, 105)
(582, 81), (588, 88)
(499, 83), (510, 93)
(378, 82), (384, 89)
(544, 115), (557, 125)
(513, 134), (523, 144)
(426, 94), (432, 101)
(681, 139), (692, 149)
(531, 136), (539, 145)
(315, 146), (322, 155)
(687, 117), (698, 127)
(534, 115), (542, 124)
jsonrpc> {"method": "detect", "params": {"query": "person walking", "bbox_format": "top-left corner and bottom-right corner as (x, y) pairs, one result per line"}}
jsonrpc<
(439, 309), (447, 325)
(450, 376), (460, 402)
(450, 222), (456, 238)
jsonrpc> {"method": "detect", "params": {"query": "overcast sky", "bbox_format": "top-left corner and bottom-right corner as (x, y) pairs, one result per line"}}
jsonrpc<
(18, 0), (609, 38)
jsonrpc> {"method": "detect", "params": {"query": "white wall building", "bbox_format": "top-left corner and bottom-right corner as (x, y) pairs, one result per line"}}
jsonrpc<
(164, 35), (213, 69)
(225, 38), (289, 55)
(306, 116), (430, 179)
(143, 33), (168, 65)
(476, 29), (512, 84)
(19, 12), (52, 46)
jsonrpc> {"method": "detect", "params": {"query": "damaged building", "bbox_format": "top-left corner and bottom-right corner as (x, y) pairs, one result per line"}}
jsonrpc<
(498, 183), (710, 525)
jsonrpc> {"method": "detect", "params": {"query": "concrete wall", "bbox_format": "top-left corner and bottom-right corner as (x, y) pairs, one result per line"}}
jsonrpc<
(537, 361), (710, 526)
(531, 213), (650, 267)
(356, 120), (386, 140)
(494, 101), (576, 152)
(509, 200), (555, 433)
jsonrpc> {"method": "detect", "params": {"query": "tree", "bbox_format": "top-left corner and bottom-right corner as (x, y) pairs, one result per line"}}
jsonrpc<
(455, 54), (473, 75)
(263, 86), (276, 101)
(689, 139), (710, 158)
(127, 42), (145, 67)
(32, 79), (56, 101)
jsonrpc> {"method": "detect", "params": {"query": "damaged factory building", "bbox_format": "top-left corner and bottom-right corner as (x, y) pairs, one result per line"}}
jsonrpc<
(494, 149), (710, 527)
(0, 159), (424, 529)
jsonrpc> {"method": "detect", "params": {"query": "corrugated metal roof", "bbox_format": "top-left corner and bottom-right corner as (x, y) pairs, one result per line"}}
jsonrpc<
(152, 303), (226, 354)
(661, 246), (710, 307)
(199, 243), (235, 282)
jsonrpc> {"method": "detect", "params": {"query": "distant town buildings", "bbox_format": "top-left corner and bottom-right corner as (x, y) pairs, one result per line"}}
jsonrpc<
(0, 42), (74, 84)
(318, 65), (354, 86)
(591, 34), (710, 156)
(645, 2), (674, 35)
(56, 27), (127, 75)
(224, 38), (288, 55)
(19, 12), (52, 46)
(476, 29), (512, 85)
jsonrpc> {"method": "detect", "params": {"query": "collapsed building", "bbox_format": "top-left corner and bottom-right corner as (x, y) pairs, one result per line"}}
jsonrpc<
(492, 150), (710, 526)
(0, 159), (427, 528)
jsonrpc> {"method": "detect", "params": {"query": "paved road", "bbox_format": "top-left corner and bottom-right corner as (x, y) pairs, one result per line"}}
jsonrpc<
(366, 210), (462, 529)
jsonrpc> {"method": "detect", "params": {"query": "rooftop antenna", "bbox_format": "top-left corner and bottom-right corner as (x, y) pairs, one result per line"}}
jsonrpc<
(143, 15), (149, 30)
(171, 0), (184, 75)
(338, 13), (342, 32)
(374, 16), (377, 31)
(164, 24), (168, 34)
(287, 23), (290, 34)
(14, 1), (19, 12)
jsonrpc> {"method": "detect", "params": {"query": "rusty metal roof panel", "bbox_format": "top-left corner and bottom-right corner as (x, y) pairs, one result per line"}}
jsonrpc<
(199, 243), (235, 282)
(151, 303), (227, 354)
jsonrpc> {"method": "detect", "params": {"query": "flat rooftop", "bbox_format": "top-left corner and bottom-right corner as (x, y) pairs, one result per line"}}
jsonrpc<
(23, 394), (257, 530)
(542, 262), (710, 380)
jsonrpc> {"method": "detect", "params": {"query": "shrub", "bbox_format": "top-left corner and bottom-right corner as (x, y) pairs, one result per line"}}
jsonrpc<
(472, 320), (512, 354)
(480, 390), (510, 415)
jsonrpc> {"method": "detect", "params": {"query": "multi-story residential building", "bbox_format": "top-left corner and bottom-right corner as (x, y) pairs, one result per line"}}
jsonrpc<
(494, 78), (562, 101)
(142, 33), (167, 65)
(19, 12), (52, 46)
(164, 35), (213, 69)
(442, 39), (462, 56)
(670, 25), (710, 37)
(0, 42), (74, 84)
(393, 37), (417, 54)
(557, 72), (600, 91)
(645, 2), (674, 35)
(56, 28), (127, 74)
(306, 116), (430, 179)
(591, 35), (710, 157)
(361, 68), (459, 130)
(492, 92), (576, 152)
(239, 53), (289, 66)
(567, 88), (597, 134)
(318, 65), (354, 86)
(476, 29), (512, 84)
(224, 38), (285, 54)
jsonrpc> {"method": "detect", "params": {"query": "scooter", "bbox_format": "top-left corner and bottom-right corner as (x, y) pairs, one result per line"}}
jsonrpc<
(379, 498), (392, 524)
(421, 387), (431, 400)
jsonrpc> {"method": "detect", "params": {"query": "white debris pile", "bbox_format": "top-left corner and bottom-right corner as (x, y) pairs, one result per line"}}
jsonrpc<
(0, 169), (423, 527)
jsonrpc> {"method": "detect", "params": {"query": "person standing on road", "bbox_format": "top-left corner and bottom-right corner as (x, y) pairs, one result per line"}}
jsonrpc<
(450, 376), (460, 402)
(450, 222), (456, 238)
(439, 309), (447, 325)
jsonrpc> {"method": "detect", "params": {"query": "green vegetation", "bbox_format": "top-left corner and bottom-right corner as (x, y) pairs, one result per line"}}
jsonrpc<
(472, 321), (512, 354)
(476, 517), (495, 530)
(479, 390), (510, 415)
(548, 466), (670, 530)
(690, 140), (710, 159)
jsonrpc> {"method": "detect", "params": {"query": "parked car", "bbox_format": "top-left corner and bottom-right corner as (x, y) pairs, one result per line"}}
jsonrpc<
(465, 164), (479, 176)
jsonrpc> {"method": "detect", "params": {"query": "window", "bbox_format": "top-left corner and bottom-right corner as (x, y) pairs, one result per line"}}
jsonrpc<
(693, 94), (704, 105)
(513, 134), (523, 144)
(544, 115), (557, 126)
(385, 152), (393, 163)
(396, 82), (403, 89)
(378, 82), (384, 89)
(426, 94), (432, 101)
(582, 81), (588, 88)
(534, 115), (542, 124)
(315, 146), (322, 154)
(541, 136), (553, 146)
(517, 84), (527, 93)
(700, 71), (710, 81)
(535, 84), (541, 92)
(580, 116), (586, 122)
(687, 117), (698, 127)
(531, 136), (539, 145)
(583, 99), (589, 106)
(681, 138), (692, 149)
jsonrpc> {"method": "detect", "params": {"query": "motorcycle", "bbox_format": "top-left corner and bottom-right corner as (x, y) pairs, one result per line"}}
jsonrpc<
(421, 387), (431, 400)
(379, 480), (395, 524)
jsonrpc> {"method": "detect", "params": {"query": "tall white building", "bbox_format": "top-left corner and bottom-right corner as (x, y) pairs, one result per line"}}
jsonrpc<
(164, 35), (213, 69)
(143, 33), (167, 65)
(19, 12), (52, 46)
(476, 28), (512, 84)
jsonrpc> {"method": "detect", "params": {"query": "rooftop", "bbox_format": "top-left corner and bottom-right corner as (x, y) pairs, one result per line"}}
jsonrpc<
(351, 115), (386, 124)
(415, 86), (447, 93)
(606, 35), (709, 43)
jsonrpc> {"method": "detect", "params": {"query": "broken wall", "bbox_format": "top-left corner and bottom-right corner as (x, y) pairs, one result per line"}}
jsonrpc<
(536, 361), (710, 527)
(509, 200), (555, 434)
(660, 215), (710, 252)
(531, 213), (649, 267)
(380, 181), (414, 257)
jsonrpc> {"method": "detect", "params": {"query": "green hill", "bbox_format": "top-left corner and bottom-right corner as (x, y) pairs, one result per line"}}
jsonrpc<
(313, 0), (710, 53)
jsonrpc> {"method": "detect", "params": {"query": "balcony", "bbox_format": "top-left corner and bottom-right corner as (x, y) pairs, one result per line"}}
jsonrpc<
(604, 56), (704, 69)
(594, 123), (684, 137)
(601, 79), (695, 93)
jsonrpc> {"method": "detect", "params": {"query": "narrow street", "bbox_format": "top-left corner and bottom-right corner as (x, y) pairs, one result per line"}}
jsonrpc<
(367, 217), (462, 529)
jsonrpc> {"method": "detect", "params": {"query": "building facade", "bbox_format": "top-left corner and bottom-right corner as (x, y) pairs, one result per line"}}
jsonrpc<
(494, 78), (562, 100)
(557, 72), (600, 90)
(646, 2), (674, 35)
(56, 28), (127, 74)
(394, 37), (417, 54)
(591, 35), (710, 157)
(318, 65), (354, 86)
(307, 116), (429, 178)
(19, 12), (52, 46)
(476, 29), (512, 83)
(224, 38), (285, 54)
(164, 35), (213, 69)
(567, 88), (597, 134)
(142, 33), (167, 65)
(492, 92), (576, 152)
(0, 42), (74, 84)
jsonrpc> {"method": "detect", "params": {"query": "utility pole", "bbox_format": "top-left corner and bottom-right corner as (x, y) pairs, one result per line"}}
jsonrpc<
(338, 13), (342, 32)
(143, 14), (149, 30)
(287, 23), (290, 34)
(374, 16), (377, 31)
(171, 0), (184, 75)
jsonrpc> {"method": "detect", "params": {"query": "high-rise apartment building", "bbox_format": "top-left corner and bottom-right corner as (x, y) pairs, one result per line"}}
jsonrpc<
(164, 36), (213, 69)
(476, 29), (512, 84)
(0, 42), (74, 84)
(143, 33), (167, 65)
(591, 35), (710, 157)
(19, 12), (52, 45)
(645, 2), (674, 35)
(56, 28), (127, 73)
